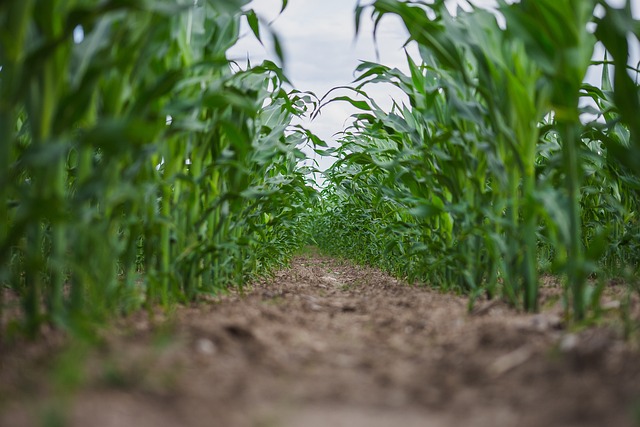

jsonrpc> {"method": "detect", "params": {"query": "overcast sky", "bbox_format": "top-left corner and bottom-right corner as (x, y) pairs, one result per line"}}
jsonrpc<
(227, 0), (640, 174)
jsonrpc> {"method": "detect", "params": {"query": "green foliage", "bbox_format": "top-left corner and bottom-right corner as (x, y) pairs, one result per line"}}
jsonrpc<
(2, 0), (639, 340)
(314, 0), (640, 321)
(0, 0), (318, 337)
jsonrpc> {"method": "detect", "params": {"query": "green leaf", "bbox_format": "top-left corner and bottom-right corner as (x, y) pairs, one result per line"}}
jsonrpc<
(272, 31), (285, 65)
(280, 0), (289, 14)
(245, 10), (262, 45)
(328, 96), (372, 111)
(408, 202), (444, 219)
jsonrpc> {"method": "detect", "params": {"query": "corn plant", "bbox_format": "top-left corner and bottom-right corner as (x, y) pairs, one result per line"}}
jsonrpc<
(314, 0), (640, 320)
(0, 0), (318, 339)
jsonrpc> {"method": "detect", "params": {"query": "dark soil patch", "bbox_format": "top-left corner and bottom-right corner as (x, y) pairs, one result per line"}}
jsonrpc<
(1, 249), (640, 427)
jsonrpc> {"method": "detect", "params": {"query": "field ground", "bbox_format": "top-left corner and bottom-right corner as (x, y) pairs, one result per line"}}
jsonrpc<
(1, 248), (640, 427)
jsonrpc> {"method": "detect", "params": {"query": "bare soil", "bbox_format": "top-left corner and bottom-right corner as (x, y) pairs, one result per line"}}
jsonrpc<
(1, 248), (640, 427)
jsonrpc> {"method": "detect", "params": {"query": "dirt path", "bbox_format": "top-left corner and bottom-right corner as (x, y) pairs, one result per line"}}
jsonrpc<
(2, 249), (640, 426)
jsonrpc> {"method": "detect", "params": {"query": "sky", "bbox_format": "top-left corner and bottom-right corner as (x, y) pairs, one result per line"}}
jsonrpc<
(227, 0), (640, 174)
